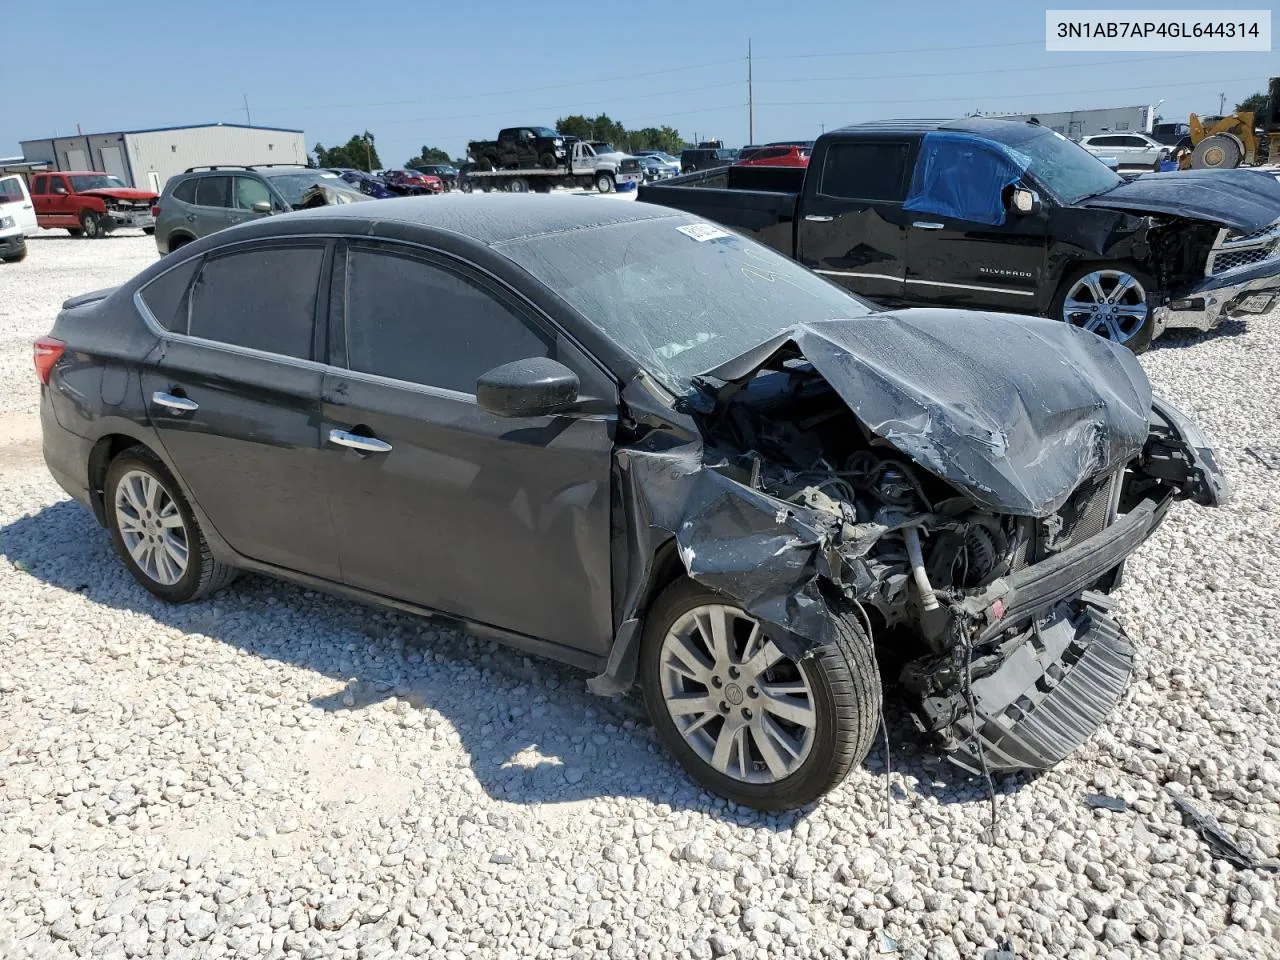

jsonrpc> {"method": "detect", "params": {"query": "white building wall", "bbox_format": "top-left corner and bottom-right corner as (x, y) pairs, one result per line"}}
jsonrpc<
(125, 126), (307, 193)
(985, 106), (1154, 140)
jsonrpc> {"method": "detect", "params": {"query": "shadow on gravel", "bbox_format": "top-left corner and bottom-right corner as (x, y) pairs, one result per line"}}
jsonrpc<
(1150, 317), (1250, 351)
(2, 499), (1004, 822)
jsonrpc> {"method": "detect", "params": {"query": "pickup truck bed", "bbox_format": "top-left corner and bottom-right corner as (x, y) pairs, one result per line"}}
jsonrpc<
(642, 167), (802, 252)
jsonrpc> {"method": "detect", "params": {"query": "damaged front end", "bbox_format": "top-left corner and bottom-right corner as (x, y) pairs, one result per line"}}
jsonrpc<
(612, 311), (1227, 775)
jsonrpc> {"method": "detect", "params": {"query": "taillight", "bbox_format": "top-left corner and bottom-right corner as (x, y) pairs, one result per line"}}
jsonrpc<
(151, 205), (161, 217)
(33, 337), (65, 385)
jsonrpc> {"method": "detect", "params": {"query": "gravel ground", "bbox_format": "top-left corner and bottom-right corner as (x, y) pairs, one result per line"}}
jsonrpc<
(1, 229), (1278, 960)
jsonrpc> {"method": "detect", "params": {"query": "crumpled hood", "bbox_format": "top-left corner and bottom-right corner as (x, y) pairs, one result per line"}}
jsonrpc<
(1077, 169), (1280, 233)
(700, 309), (1153, 516)
(79, 188), (158, 202)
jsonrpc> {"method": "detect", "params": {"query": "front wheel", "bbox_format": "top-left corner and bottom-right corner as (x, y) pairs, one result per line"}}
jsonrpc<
(79, 211), (104, 239)
(105, 446), (237, 603)
(1051, 264), (1155, 354)
(594, 172), (615, 194)
(640, 579), (882, 810)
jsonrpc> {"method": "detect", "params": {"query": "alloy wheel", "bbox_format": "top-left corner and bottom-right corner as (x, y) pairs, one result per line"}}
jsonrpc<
(113, 469), (189, 586)
(1062, 269), (1148, 343)
(658, 603), (816, 784)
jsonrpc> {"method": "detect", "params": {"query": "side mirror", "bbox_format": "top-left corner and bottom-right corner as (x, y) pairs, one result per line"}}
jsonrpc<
(1010, 187), (1041, 215)
(252, 200), (272, 214)
(476, 357), (579, 418)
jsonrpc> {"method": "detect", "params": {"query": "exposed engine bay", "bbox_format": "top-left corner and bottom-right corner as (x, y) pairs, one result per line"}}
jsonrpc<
(638, 315), (1230, 774)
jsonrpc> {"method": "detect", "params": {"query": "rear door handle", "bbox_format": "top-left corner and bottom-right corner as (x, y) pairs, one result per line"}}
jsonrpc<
(328, 429), (393, 454)
(912, 221), (945, 230)
(152, 391), (198, 412)
(804, 215), (834, 222)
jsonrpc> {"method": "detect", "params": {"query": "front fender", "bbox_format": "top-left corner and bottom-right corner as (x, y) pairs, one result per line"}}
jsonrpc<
(1142, 395), (1230, 507)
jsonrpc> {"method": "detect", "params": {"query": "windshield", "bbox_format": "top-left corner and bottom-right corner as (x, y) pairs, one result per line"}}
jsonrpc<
(498, 215), (874, 395)
(69, 174), (127, 191)
(268, 172), (349, 205)
(531, 127), (559, 138)
(983, 124), (1122, 204)
(591, 143), (618, 154)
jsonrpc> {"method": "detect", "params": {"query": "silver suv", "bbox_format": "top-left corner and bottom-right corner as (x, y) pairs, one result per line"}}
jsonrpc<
(154, 165), (366, 254)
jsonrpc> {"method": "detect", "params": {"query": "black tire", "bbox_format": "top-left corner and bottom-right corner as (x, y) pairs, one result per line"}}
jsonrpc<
(539, 152), (558, 170)
(79, 210), (104, 239)
(1050, 262), (1156, 355)
(142, 226), (155, 235)
(639, 579), (881, 810)
(594, 172), (615, 194)
(167, 235), (192, 253)
(66, 228), (83, 237)
(104, 446), (237, 603)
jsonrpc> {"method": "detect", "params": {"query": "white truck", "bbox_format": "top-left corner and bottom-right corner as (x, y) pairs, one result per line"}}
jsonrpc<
(462, 140), (643, 194)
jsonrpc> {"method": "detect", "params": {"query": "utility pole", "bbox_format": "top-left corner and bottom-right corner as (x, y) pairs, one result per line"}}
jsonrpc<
(747, 39), (754, 145)
(820, 122), (825, 135)
(365, 136), (372, 172)
(243, 94), (252, 126)
(1218, 92), (1226, 114)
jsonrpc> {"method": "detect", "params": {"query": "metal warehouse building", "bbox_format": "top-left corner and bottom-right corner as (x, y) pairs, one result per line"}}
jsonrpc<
(19, 123), (306, 193)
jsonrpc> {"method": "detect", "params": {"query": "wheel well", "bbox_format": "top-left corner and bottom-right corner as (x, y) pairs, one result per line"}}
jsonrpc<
(167, 233), (194, 251)
(87, 435), (147, 524)
(634, 538), (687, 625)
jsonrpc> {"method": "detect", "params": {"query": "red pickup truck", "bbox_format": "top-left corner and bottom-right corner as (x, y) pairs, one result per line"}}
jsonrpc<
(30, 171), (158, 238)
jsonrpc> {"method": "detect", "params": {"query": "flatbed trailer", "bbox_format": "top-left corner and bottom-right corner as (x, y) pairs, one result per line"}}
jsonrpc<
(460, 140), (643, 194)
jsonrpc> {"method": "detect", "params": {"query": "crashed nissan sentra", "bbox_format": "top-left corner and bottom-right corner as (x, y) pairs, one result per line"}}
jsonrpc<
(37, 196), (1227, 811)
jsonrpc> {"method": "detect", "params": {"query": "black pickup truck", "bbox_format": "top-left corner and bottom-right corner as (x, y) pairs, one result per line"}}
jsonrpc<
(468, 127), (568, 171)
(639, 118), (1280, 352)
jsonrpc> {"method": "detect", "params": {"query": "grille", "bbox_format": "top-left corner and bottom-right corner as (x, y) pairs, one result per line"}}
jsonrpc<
(1227, 223), (1276, 244)
(1209, 246), (1276, 275)
(619, 159), (641, 174)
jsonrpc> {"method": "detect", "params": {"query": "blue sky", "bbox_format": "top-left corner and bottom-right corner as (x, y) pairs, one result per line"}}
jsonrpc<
(4, 0), (1276, 165)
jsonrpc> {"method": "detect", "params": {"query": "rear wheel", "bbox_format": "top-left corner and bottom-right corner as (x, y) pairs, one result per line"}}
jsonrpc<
(539, 152), (558, 170)
(1052, 263), (1155, 354)
(507, 178), (530, 193)
(104, 446), (237, 603)
(79, 211), (103, 239)
(640, 579), (881, 810)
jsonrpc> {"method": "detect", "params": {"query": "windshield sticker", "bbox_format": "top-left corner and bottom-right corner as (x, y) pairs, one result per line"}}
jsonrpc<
(677, 223), (733, 243)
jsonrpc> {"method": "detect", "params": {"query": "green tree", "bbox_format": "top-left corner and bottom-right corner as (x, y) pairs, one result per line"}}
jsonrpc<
(406, 145), (459, 168)
(555, 115), (682, 155)
(313, 131), (381, 171)
(1236, 92), (1270, 115)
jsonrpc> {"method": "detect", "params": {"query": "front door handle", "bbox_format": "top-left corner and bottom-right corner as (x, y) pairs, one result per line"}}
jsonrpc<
(329, 429), (393, 454)
(912, 221), (945, 230)
(152, 391), (198, 412)
(804, 215), (834, 222)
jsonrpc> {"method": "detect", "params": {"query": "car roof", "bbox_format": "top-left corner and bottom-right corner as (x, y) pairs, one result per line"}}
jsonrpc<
(237, 194), (685, 247)
(51, 170), (118, 176)
(830, 117), (1047, 138)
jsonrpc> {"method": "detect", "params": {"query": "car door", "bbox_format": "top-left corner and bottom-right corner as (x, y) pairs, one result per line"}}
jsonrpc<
(191, 175), (234, 238)
(0, 176), (37, 234)
(1124, 135), (1158, 166)
(321, 240), (617, 659)
(900, 134), (1048, 311)
(225, 176), (278, 228)
(137, 240), (341, 580)
(44, 174), (74, 226)
(795, 138), (913, 303)
(30, 175), (50, 222)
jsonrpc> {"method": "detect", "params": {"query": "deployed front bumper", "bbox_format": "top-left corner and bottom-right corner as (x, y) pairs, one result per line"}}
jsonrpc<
(104, 209), (156, 231)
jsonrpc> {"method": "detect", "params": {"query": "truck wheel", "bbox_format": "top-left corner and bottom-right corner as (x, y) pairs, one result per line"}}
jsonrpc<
(1190, 134), (1243, 170)
(1051, 263), (1155, 354)
(79, 211), (104, 239)
(539, 152), (558, 170)
(66, 228), (83, 238)
(595, 172), (615, 194)
(479, 158), (496, 172)
(639, 579), (882, 811)
(507, 178), (529, 193)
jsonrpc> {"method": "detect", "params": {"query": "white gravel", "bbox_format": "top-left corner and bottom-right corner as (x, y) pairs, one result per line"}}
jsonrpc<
(1, 230), (1279, 960)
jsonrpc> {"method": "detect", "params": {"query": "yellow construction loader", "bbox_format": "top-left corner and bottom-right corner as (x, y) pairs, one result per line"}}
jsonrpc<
(1178, 77), (1280, 169)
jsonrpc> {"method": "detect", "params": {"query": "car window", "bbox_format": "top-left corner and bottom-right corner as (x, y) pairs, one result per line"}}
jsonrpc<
(0, 177), (24, 202)
(138, 257), (201, 332)
(187, 244), (324, 359)
(820, 142), (911, 202)
(195, 176), (231, 208)
(49, 177), (68, 194)
(234, 177), (272, 210)
(1122, 136), (1148, 147)
(32, 176), (47, 195)
(172, 178), (198, 203)
(341, 247), (551, 393)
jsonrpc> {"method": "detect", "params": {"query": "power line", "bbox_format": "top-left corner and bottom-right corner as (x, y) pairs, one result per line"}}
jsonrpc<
(756, 40), (1044, 60)
(756, 74), (1262, 108)
(249, 57), (744, 115)
(758, 52), (1221, 85)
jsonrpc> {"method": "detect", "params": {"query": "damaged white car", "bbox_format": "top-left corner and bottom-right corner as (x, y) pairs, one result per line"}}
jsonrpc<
(39, 196), (1228, 811)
